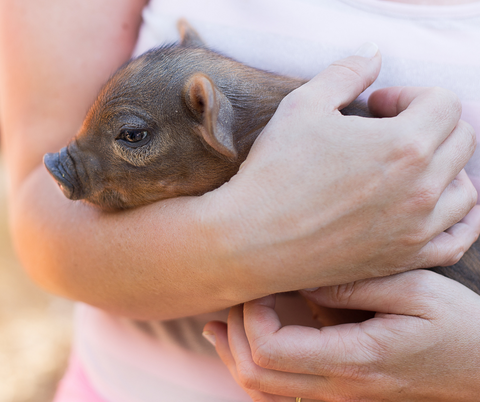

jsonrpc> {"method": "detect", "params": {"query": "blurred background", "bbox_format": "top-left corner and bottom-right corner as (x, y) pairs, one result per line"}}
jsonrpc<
(0, 159), (74, 402)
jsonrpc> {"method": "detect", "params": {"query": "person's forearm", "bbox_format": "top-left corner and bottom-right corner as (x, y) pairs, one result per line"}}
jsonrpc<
(11, 166), (254, 319)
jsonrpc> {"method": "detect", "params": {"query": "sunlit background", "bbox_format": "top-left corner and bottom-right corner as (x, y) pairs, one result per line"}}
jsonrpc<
(0, 160), (73, 402)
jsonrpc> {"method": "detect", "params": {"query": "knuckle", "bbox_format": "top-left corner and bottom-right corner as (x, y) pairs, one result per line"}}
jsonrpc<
(399, 138), (431, 167)
(406, 187), (439, 218)
(451, 176), (478, 211)
(415, 187), (439, 208)
(330, 60), (365, 85)
(463, 120), (476, 146)
(443, 243), (465, 266)
(250, 338), (275, 369)
(236, 360), (261, 390)
(406, 270), (442, 303)
(401, 229), (430, 250)
(396, 269), (446, 318)
(333, 282), (358, 305)
(432, 234), (467, 267)
(412, 268), (437, 286)
(396, 220), (432, 250)
(458, 120), (477, 155)
(472, 218), (480, 241)
(466, 185), (478, 210)
(429, 87), (462, 120)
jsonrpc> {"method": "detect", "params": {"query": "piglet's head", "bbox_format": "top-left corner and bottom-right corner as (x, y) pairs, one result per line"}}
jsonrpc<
(44, 28), (241, 210)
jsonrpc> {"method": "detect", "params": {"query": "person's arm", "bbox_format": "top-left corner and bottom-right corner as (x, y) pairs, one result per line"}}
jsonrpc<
(207, 269), (480, 401)
(0, 1), (478, 320)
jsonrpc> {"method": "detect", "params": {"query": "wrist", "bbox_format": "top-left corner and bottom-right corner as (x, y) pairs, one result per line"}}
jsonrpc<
(200, 183), (284, 299)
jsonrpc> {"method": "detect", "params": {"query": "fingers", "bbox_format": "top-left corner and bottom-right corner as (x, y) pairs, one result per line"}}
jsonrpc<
(203, 316), (274, 402)
(204, 307), (324, 402)
(369, 86), (464, 151)
(427, 169), (477, 233)
(368, 86), (404, 117)
(203, 320), (235, 373)
(239, 297), (384, 378)
(416, 204), (480, 268)
(242, 294), (282, 338)
(300, 270), (444, 317)
(401, 169), (477, 260)
(426, 119), (476, 189)
(368, 86), (475, 190)
(368, 86), (478, 260)
(290, 45), (381, 113)
(229, 304), (321, 398)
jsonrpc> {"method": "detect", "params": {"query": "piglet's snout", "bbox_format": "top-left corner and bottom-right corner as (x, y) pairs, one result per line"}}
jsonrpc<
(44, 146), (86, 200)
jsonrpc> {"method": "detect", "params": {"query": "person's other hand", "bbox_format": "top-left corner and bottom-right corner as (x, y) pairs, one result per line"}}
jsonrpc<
(205, 270), (480, 401)
(206, 44), (479, 294)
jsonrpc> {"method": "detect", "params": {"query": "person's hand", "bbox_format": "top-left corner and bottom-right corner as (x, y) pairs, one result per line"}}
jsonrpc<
(205, 45), (480, 295)
(204, 270), (480, 401)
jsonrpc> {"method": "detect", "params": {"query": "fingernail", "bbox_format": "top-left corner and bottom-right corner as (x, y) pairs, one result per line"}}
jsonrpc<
(202, 331), (216, 346)
(354, 42), (379, 59)
(303, 287), (319, 292)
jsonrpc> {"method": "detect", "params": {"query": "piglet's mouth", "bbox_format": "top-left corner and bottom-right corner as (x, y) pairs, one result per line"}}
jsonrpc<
(44, 147), (84, 200)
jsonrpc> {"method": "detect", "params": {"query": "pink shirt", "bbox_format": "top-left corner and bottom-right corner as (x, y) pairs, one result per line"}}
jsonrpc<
(56, 1), (480, 401)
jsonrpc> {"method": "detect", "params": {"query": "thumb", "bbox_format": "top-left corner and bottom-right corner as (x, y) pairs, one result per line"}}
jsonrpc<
(299, 42), (381, 112)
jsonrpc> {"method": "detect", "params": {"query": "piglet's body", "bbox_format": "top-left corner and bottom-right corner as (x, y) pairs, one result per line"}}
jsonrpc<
(44, 22), (480, 300)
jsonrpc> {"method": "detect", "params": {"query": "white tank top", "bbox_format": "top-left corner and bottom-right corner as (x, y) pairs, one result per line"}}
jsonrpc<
(77, 1), (480, 401)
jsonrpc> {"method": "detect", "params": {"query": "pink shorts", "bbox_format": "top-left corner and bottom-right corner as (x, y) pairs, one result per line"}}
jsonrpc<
(53, 353), (108, 402)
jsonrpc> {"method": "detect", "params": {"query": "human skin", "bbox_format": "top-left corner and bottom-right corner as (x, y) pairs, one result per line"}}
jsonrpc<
(206, 269), (480, 401)
(0, 0), (479, 320)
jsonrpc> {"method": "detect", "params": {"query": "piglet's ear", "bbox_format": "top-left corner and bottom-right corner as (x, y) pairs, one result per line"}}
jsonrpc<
(178, 19), (206, 48)
(184, 73), (237, 160)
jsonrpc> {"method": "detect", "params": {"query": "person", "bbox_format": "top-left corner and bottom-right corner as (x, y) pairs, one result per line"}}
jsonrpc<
(0, 0), (479, 401)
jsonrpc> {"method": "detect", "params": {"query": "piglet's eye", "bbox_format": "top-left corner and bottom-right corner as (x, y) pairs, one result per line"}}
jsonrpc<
(122, 129), (148, 142)
(117, 129), (150, 148)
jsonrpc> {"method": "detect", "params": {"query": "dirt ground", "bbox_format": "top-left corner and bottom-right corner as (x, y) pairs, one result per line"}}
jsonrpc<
(0, 161), (74, 402)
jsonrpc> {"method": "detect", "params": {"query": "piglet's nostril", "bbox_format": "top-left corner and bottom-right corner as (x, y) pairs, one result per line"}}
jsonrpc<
(43, 149), (84, 200)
